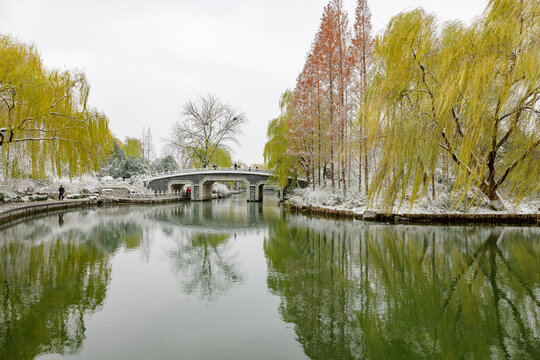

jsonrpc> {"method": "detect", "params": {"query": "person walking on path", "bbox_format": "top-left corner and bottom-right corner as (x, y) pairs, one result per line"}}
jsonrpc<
(58, 185), (65, 200)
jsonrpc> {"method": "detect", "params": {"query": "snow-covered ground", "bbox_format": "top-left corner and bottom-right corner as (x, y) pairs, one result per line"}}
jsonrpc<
(0, 175), (234, 203)
(287, 186), (539, 215)
(2, 175), (537, 215)
(287, 187), (367, 214)
(0, 175), (103, 202)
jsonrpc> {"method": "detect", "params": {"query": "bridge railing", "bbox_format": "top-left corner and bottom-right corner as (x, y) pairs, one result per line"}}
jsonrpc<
(137, 167), (274, 181)
(125, 190), (191, 199)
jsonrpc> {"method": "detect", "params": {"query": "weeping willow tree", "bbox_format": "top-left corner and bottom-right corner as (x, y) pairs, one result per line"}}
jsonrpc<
(264, 90), (300, 188)
(366, 0), (540, 211)
(0, 35), (112, 179)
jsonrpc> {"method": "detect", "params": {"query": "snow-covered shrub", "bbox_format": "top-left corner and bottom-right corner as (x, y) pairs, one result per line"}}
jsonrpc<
(66, 193), (86, 199)
(212, 183), (229, 198)
(288, 186), (366, 211)
(26, 195), (49, 202)
(341, 190), (366, 209)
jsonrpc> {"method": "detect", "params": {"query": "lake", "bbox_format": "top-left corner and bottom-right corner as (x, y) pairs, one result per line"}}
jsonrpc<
(1, 195), (539, 360)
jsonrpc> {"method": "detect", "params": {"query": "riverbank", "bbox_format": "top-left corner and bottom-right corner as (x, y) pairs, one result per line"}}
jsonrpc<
(284, 186), (539, 226)
(285, 203), (540, 226)
(0, 196), (187, 227)
(2, 195), (539, 228)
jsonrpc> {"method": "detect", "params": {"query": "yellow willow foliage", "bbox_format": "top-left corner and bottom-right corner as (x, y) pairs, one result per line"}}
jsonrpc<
(123, 137), (143, 158)
(365, 0), (540, 210)
(264, 90), (299, 188)
(0, 35), (113, 179)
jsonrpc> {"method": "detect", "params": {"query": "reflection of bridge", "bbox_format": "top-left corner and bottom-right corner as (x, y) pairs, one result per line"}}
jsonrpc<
(149, 200), (280, 231)
(143, 169), (307, 201)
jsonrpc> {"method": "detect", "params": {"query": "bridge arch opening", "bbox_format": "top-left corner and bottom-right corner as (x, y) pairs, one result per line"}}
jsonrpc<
(200, 177), (250, 201)
(167, 180), (194, 199)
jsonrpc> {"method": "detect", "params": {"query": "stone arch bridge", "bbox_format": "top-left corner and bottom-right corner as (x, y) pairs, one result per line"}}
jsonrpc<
(143, 169), (307, 201)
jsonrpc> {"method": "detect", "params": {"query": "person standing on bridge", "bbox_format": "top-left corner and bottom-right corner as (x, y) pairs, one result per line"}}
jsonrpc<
(58, 185), (65, 200)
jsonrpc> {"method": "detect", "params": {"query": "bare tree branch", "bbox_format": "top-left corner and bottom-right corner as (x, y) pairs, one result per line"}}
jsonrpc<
(495, 138), (540, 190)
(166, 94), (247, 166)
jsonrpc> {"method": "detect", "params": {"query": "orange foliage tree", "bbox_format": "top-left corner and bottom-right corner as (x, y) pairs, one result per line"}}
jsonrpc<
(273, 0), (373, 192)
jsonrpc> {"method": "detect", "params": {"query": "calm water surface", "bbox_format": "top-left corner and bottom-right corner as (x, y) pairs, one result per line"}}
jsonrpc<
(0, 195), (539, 360)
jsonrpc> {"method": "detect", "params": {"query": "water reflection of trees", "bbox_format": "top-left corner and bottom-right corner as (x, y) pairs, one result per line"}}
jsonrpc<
(0, 199), (281, 358)
(0, 221), (143, 360)
(264, 218), (540, 360)
(170, 232), (243, 301)
(152, 200), (275, 302)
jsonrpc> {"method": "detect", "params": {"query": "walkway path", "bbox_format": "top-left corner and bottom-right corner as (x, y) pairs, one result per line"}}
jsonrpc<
(0, 199), (95, 225)
(0, 199), (86, 213)
(0, 196), (189, 226)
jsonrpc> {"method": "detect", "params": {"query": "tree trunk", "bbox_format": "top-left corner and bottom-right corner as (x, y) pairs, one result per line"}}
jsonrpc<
(487, 191), (506, 211)
(331, 149), (335, 189)
(358, 140), (362, 192)
(329, 57), (335, 190)
(323, 162), (327, 187)
(318, 105), (322, 187)
(363, 146), (368, 195)
(312, 155), (316, 190)
(480, 182), (506, 211)
(431, 173), (435, 199)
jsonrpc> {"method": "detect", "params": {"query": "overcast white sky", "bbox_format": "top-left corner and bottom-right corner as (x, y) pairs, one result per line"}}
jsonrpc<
(0, 0), (487, 165)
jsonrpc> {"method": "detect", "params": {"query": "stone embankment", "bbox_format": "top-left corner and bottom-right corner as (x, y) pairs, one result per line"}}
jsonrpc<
(285, 204), (540, 226)
(0, 196), (187, 226)
(0, 199), (96, 225)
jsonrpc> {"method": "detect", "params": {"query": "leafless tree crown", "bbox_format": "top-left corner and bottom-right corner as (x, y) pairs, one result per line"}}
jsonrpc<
(167, 94), (247, 166)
